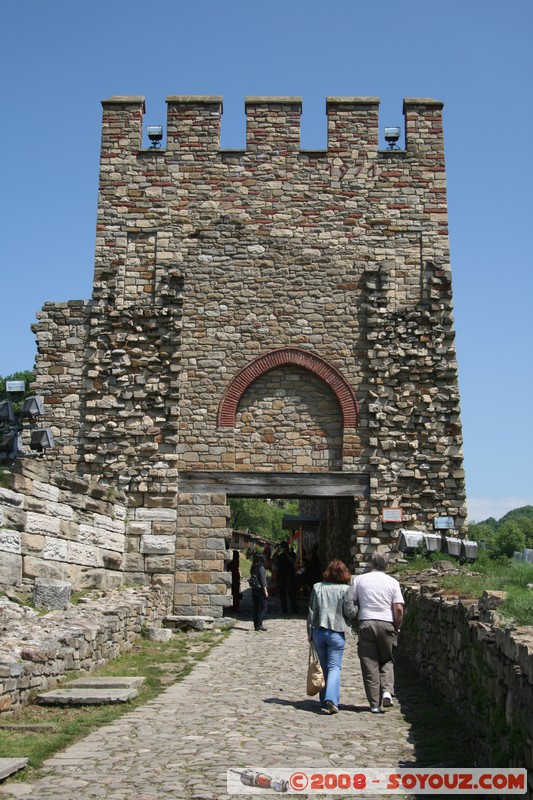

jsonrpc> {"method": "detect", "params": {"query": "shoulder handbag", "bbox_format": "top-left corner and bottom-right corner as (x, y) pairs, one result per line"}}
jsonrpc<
(306, 642), (325, 696)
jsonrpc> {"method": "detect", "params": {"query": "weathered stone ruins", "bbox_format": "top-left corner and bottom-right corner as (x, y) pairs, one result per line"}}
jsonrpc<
(1, 95), (467, 616)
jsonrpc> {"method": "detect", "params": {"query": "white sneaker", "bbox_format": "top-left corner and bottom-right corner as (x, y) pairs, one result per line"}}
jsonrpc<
(382, 692), (393, 707)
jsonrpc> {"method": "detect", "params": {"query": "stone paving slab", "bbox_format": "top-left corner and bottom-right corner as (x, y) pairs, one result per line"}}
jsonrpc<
(0, 760), (27, 781)
(36, 687), (138, 705)
(0, 600), (475, 800)
(66, 677), (146, 690)
(36, 676), (145, 705)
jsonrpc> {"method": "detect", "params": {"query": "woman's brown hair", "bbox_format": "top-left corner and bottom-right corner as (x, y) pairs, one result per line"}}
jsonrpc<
(322, 559), (352, 585)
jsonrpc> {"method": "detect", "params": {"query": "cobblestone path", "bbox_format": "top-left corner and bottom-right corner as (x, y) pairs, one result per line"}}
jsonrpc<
(0, 594), (473, 800)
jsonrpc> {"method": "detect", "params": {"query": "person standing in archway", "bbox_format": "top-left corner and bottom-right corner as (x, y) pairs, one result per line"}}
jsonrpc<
(275, 541), (299, 614)
(250, 553), (269, 632)
(228, 550), (241, 612)
(352, 553), (404, 714)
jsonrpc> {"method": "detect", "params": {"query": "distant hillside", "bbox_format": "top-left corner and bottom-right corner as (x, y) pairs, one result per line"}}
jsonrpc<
(468, 506), (533, 558)
(499, 505), (533, 523)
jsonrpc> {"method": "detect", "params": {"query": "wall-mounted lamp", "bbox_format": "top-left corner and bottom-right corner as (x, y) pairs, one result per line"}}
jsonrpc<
(384, 126), (401, 150)
(147, 125), (163, 149)
(0, 384), (54, 461)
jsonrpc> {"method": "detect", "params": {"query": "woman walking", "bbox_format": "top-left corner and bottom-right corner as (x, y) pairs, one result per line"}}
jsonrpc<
(307, 560), (357, 714)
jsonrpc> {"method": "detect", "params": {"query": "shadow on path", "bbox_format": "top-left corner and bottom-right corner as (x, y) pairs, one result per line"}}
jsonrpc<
(395, 649), (476, 769)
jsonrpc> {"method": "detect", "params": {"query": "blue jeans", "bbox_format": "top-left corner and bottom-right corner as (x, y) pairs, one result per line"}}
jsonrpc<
(312, 627), (346, 707)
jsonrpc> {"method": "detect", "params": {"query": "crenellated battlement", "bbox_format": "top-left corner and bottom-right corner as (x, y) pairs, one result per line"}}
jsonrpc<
(100, 95), (443, 156)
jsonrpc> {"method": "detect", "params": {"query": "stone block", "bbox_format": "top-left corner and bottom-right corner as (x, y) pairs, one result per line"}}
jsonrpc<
(0, 529), (21, 554)
(33, 578), (72, 610)
(67, 541), (102, 567)
(102, 551), (123, 570)
(0, 487), (24, 507)
(135, 508), (177, 521)
(152, 520), (177, 535)
(126, 521), (151, 536)
(20, 532), (46, 555)
(43, 537), (68, 561)
(77, 569), (123, 590)
(123, 552), (145, 571)
(79, 523), (125, 552)
(140, 535), (175, 555)
(145, 554), (175, 573)
(0, 552), (22, 587)
(145, 626), (173, 641)
(26, 511), (61, 536)
(23, 555), (66, 582)
(151, 574), (174, 589)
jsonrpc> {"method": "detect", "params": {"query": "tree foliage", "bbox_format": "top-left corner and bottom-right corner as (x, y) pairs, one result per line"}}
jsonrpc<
(468, 506), (533, 559)
(229, 497), (299, 541)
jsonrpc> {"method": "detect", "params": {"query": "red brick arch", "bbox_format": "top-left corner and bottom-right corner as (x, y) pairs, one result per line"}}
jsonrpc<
(217, 347), (359, 429)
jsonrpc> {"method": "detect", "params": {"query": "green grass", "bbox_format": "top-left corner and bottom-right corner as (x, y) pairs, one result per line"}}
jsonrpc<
(392, 552), (533, 625)
(0, 628), (228, 780)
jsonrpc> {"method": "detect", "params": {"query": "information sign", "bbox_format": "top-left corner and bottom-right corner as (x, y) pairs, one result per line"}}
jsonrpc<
(382, 508), (403, 523)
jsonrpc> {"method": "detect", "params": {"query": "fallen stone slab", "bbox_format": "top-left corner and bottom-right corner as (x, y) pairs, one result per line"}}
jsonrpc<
(36, 676), (144, 706)
(163, 615), (215, 631)
(0, 758), (28, 780)
(0, 723), (57, 733)
(65, 677), (145, 690)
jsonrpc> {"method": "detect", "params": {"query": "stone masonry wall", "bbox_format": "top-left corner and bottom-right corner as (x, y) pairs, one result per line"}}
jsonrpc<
(0, 460), (176, 593)
(400, 585), (533, 790)
(234, 367), (343, 471)
(33, 95), (465, 526)
(0, 586), (171, 714)
(29, 93), (467, 611)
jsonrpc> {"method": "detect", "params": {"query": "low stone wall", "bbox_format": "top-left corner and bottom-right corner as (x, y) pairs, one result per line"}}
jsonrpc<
(0, 585), (172, 714)
(399, 582), (533, 790)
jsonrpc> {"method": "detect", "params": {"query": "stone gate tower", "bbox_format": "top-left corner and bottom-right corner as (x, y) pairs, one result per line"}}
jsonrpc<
(32, 95), (466, 615)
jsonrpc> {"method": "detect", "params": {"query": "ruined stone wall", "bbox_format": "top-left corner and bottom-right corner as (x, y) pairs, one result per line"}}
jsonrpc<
(400, 586), (533, 786)
(0, 586), (171, 714)
(0, 461), (175, 592)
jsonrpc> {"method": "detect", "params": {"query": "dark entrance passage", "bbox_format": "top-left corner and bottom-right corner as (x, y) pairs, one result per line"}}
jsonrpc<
(180, 470), (368, 572)
(176, 471), (369, 617)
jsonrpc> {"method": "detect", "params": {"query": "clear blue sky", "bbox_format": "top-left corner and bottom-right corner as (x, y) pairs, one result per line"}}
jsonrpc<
(1, 0), (532, 522)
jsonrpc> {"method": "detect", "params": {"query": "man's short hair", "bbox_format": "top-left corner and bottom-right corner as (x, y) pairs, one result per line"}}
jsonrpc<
(371, 553), (388, 571)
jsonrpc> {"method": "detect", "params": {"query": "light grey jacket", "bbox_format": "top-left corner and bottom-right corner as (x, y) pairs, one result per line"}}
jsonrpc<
(307, 581), (358, 637)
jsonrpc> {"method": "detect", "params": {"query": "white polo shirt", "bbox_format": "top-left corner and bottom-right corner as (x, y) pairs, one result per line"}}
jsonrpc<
(352, 570), (404, 622)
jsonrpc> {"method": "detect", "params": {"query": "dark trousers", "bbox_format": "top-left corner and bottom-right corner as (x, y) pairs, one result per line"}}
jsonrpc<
(357, 620), (397, 708)
(252, 588), (267, 630)
(279, 578), (299, 613)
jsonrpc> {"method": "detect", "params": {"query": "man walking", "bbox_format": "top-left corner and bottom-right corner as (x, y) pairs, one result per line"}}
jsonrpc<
(352, 553), (404, 714)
